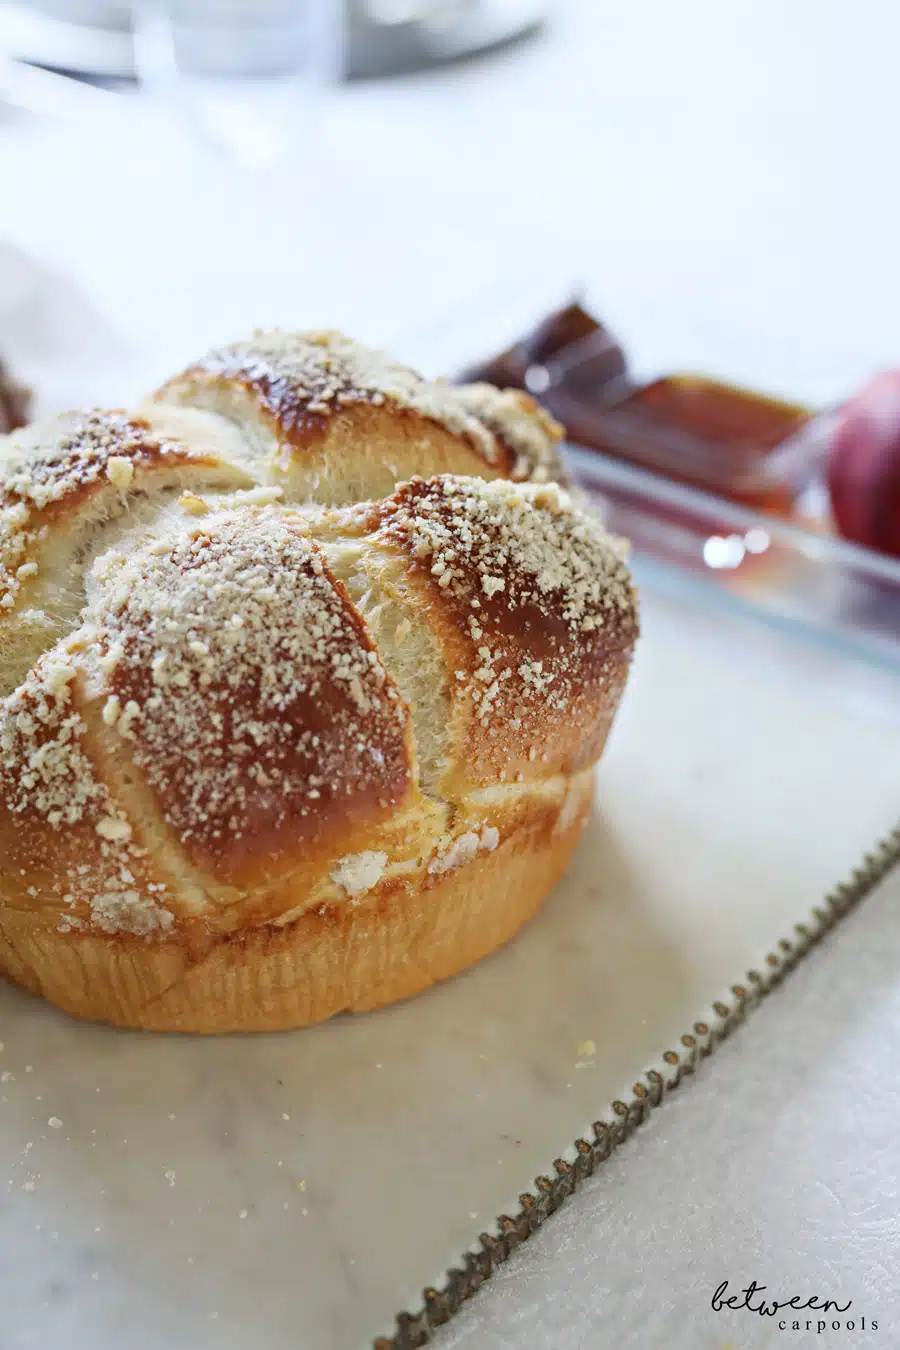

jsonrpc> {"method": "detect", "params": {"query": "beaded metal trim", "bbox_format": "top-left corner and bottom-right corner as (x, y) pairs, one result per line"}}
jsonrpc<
(374, 822), (900, 1350)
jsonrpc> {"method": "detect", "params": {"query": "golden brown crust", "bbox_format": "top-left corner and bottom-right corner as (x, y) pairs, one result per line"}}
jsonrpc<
(0, 410), (249, 608)
(151, 329), (567, 500)
(0, 410), (254, 699)
(451, 383), (568, 484)
(0, 652), (182, 937)
(0, 777), (592, 1031)
(0, 327), (637, 1033)
(369, 476), (637, 790)
(91, 509), (416, 885)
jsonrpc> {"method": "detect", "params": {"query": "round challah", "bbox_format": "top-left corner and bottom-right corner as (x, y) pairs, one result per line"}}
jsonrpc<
(0, 331), (638, 1032)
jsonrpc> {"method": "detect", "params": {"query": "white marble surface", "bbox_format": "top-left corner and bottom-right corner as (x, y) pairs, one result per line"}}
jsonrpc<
(435, 866), (900, 1350)
(2, 3), (900, 1346)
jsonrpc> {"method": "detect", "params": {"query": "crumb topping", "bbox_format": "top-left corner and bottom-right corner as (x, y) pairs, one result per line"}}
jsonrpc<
(428, 823), (499, 875)
(0, 650), (99, 827)
(90, 508), (410, 860)
(379, 475), (636, 727)
(88, 889), (174, 936)
(2, 413), (166, 512)
(331, 850), (388, 898)
(181, 329), (503, 464)
(453, 383), (566, 483)
(0, 651), (174, 936)
(105, 456), (134, 490)
(0, 411), (205, 611)
(1, 335), (638, 937)
(382, 476), (631, 633)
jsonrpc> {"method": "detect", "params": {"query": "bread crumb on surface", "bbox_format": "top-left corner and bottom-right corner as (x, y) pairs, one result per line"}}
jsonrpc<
(105, 456), (134, 490)
(177, 491), (209, 516)
(428, 823), (499, 875)
(330, 850), (387, 897)
(94, 815), (131, 842)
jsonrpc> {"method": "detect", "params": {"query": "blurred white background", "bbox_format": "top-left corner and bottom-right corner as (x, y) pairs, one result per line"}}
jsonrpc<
(3, 1), (900, 403)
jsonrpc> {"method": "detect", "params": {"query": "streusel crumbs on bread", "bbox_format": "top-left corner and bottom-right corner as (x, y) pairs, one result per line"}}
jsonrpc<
(186, 330), (501, 462)
(88, 509), (412, 874)
(0, 328), (638, 1031)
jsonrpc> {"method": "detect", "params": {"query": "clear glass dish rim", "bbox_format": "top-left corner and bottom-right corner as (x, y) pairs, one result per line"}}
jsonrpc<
(565, 442), (900, 588)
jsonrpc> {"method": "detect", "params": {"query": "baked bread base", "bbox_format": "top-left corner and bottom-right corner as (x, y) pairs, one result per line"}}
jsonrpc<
(0, 791), (590, 1033)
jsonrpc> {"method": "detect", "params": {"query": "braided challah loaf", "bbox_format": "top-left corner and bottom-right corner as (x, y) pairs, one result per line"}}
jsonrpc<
(0, 331), (638, 1032)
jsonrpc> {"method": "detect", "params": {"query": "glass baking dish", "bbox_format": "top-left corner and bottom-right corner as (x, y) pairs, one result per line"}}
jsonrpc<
(398, 290), (900, 700)
(567, 444), (900, 672)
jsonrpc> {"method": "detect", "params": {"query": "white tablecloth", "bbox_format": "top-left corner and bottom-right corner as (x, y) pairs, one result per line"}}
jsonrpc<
(1, 4), (898, 1346)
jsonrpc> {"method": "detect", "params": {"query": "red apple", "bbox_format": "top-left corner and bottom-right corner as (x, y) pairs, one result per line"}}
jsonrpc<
(827, 370), (900, 558)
